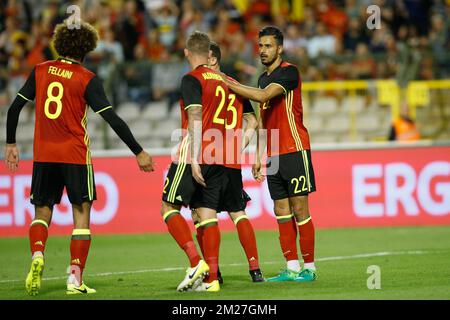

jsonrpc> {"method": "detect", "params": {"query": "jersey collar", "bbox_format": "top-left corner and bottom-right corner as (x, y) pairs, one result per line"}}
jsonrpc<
(57, 57), (80, 65)
(266, 60), (283, 76)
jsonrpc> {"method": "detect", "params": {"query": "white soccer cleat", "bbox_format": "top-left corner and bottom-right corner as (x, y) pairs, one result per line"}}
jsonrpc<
(177, 259), (209, 292)
(194, 280), (220, 292)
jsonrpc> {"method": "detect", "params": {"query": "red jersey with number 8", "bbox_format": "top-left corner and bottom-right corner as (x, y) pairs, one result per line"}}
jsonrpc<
(34, 59), (95, 164)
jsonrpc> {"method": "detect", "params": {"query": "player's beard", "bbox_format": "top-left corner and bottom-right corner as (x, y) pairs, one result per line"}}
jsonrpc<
(260, 54), (278, 67)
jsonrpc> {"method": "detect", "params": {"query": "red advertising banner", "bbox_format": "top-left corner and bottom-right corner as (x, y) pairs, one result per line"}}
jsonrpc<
(0, 146), (449, 237)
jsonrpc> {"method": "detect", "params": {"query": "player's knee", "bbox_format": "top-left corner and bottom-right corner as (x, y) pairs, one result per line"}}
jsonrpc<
(229, 211), (245, 221)
(34, 206), (53, 225)
(293, 208), (310, 222)
(274, 203), (290, 216)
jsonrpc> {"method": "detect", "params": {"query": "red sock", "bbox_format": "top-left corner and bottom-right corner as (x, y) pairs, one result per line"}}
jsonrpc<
(235, 217), (259, 270)
(203, 224), (220, 282)
(298, 217), (315, 263)
(29, 220), (48, 256)
(196, 226), (205, 257)
(165, 212), (200, 267)
(70, 229), (91, 285)
(277, 216), (298, 261)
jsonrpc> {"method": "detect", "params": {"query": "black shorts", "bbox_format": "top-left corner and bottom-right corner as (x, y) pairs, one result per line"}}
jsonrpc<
(189, 165), (226, 211)
(162, 162), (196, 207)
(31, 162), (96, 207)
(218, 167), (251, 213)
(266, 150), (316, 200)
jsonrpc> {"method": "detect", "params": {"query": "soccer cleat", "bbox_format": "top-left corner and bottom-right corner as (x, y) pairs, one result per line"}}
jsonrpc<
(66, 282), (97, 295)
(25, 256), (44, 296)
(294, 268), (317, 282)
(194, 280), (220, 292)
(217, 268), (223, 284)
(266, 268), (299, 282)
(177, 259), (209, 292)
(249, 269), (265, 282)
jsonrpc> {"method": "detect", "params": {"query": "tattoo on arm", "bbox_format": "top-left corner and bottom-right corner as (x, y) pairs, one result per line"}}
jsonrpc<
(187, 106), (202, 163)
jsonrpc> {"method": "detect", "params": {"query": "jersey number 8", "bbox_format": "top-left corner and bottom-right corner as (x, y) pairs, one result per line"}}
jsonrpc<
(44, 81), (64, 119)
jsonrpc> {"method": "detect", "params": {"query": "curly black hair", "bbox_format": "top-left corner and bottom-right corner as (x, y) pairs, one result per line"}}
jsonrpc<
(53, 21), (99, 61)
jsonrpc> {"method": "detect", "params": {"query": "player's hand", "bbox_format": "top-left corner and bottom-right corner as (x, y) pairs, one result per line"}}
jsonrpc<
(191, 162), (206, 187)
(5, 144), (19, 173)
(252, 162), (265, 182)
(136, 150), (155, 172)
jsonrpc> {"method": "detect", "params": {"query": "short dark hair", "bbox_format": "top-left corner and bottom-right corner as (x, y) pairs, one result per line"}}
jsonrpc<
(186, 31), (210, 56)
(210, 41), (221, 63)
(53, 21), (99, 61)
(258, 26), (284, 45)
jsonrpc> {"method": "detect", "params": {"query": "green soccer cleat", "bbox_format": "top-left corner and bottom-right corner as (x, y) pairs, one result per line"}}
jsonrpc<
(294, 268), (317, 282)
(66, 282), (97, 295)
(266, 269), (300, 282)
(25, 256), (44, 296)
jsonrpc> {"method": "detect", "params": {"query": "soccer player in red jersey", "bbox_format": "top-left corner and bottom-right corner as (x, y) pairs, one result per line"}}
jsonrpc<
(160, 31), (230, 292)
(192, 42), (264, 283)
(4, 22), (154, 295)
(223, 26), (317, 282)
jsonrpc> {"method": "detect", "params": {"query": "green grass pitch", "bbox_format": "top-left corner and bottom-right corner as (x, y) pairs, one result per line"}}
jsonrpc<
(1, 226), (449, 300)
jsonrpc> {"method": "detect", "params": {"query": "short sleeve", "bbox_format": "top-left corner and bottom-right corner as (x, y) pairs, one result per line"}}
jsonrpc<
(273, 65), (299, 92)
(84, 76), (113, 113)
(18, 68), (36, 101)
(181, 75), (202, 109)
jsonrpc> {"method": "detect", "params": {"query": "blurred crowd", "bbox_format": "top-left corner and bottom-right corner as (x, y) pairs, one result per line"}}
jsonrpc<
(0, 0), (449, 106)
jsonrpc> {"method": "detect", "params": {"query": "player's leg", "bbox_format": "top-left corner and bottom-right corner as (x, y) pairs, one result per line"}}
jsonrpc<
(290, 195), (316, 282)
(29, 206), (52, 259)
(286, 150), (317, 282)
(192, 208), (224, 284)
(265, 197), (301, 282)
(265, 158), (300, 282)
(191, 209), (205, 256)
(192, 165), (225, 292)
(194, 207), (220, 292)
(66, 201), (96, 294)
(162, 162), (208, 291)
(26, 162), (61, 295)
(229, 210), (264, 282)
(63, 163), (97, 294)
(26, 205), (52, 296)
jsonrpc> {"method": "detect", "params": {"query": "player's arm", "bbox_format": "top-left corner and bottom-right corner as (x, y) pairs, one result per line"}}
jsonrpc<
(4, 68), (36, 173)
(223, 65), (299, 103)
(241, 99), (258, 151)
(182, 75), (206, 187)
(85, 76), (154, 172)
(253, 115), (266, 182)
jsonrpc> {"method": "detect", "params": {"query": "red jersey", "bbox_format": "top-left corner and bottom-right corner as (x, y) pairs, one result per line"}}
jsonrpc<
(258, 61), (311, 157)
(224, 76), (255, 169)
(30, 59), (96, 164)
(177, 65), (230, 165)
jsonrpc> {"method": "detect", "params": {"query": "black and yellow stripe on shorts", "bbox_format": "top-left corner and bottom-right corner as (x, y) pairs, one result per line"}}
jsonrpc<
(168, 136), (190, 203)
(285, 90), (303, 152)
(82, 108), (95, 200)
(301, 150), (312, 192)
